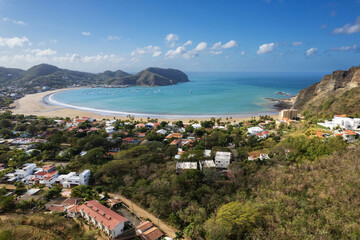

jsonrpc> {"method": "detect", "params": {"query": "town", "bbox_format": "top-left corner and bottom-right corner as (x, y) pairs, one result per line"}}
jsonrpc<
(0, 108), (359, 239)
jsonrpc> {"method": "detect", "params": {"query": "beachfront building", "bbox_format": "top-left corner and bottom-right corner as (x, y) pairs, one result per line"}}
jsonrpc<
(215, 151), (231, 168)
(56, 170), (90, 188)
(279, 109), (298, 120)
(78, 200), (129, 238)
(317, 115), (360, 130)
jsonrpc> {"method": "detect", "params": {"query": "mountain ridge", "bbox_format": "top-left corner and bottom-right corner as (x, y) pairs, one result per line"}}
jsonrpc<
(0, 63), (189, 88)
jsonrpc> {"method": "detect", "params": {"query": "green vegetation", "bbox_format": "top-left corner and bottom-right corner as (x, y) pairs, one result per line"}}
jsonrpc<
(0, 110), (359, 239)
(0, 214), (96, 240)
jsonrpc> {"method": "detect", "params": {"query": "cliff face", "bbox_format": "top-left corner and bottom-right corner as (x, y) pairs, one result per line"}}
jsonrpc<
(293, 66), (360, 110)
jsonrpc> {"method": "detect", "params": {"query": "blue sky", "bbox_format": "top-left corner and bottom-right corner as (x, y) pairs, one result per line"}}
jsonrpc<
(0, 0), (359, 72)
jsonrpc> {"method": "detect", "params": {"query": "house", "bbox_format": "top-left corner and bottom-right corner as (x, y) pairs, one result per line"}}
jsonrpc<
(192, 123), (202, 129)
(137, 221), (164, 240)
(317, 115), (360, 130)
(215, 152), (231, 168)
(13, 163), (36, 179)
(78, 200), (129, 239)
(156, 129), (167, 135)
(56, 170), (90, 188)
(105, 126), (115, 134)
(176, 161), (198, 171)
(248, 153), (270, 161)
(136, 123), (146, 128)
(247, 127), (264, 136)
(256, 131), (269, 139)
(166, 133), (182, 139)
(46, 196), (83, 213)
(200, 160), (216, 170)
(336, 129), (357, 141)
(204, 149), (211, 157)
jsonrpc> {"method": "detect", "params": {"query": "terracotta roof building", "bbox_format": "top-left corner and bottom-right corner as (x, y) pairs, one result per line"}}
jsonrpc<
(137, 221), (164, 240)
(78, 200), (129, 238)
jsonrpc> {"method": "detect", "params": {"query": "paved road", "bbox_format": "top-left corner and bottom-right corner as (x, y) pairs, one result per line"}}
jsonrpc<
(109, 193), (182, 240)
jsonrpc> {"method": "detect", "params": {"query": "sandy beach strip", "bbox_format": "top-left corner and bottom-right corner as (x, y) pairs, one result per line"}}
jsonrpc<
(10, 88), (279, 123)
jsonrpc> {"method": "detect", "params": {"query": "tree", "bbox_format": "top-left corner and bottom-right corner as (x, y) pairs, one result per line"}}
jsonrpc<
(205, 201), (261, 239)
(0, 119), (11, 129)
(44, 185), (62, 201)
(0, 196), (15, 213)
(14, 182), (27, 195)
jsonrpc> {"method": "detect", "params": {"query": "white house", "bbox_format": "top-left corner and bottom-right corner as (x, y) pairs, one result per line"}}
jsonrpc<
(78, 200), (129, 239)
(105, 126), (115, 134)
(200, 160), (216, 170)
(192, 123), (202, 129)
(317, 116), (360, 130)
(247, 127), (264, 136)
(13, 163), (36, 179)
(56, 170), (90, 188)
(156, 129), (167, 135)
(215, 152), (231, 168)
(176, 161), (198, 171)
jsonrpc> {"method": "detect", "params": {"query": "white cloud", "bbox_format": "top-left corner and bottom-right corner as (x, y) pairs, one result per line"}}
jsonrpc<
(108, 36), (121, 40)
(165, 46), (186, 58)
(165, 33), (179, 47)
(306, 48), (318, 57)
(333, 16), (360, 34)
(331, 44), (357, 52)
(211, 41), (222, 49)
(211, 40), (237, 49)
(82, 32), (91, 36)
(2, 17), (26, 26)
(222, 40), (237, 49)
(0, 36), (29, 48)
(183, 40), (192, 46)
(131, 45), (162, 57)
(194, 42), (207, 51)
(165, 46), (197, 59)
(209, 50), (223, 55)
(257, 43), (276, 55)
(241, 51), (245, 56)
(31, 48), (57, 57)
(292, 41), (303, 46)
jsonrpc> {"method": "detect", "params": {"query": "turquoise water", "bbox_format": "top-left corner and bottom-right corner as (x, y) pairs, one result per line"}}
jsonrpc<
(49, 72), (323, 118)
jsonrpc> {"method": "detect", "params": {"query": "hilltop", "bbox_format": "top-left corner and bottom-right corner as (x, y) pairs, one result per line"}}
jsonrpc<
(0, 64), (189, 88)
(287, 66), (360, 117)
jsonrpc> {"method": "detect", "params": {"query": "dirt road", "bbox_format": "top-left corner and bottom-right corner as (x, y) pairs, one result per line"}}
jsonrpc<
(109, 193), (185, 239)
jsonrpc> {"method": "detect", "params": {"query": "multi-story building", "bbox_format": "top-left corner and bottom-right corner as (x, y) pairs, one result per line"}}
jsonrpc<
(78, 200), (129, 238)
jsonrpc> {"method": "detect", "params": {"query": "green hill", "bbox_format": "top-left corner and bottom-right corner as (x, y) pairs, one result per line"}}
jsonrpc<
(0, 64), (189, 88)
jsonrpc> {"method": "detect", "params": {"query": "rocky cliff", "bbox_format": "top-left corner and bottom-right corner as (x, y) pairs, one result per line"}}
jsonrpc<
(291, 66), (360, 117)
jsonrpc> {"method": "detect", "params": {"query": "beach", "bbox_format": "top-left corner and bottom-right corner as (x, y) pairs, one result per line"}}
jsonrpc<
(10, 88), (279, 123)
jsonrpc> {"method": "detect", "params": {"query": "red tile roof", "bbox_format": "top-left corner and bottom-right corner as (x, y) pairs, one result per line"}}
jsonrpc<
(142, 227), (164, 240)
(343, 130), (357, 135)
(79, 200), (128, 231)
(137, 221), (153, 232)
(48, 205), (65, 212)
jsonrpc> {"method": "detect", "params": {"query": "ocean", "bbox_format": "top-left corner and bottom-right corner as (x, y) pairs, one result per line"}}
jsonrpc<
(47, 72), (324, 118)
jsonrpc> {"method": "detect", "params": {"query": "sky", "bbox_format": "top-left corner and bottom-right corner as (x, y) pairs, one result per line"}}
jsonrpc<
(0, 0), (359, 73)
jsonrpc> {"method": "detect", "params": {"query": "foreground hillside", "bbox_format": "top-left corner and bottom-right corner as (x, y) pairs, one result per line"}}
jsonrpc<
(205, 143), (360, 239)
(0, 64), (189, 88)
(0, 213), (95, 239)
(293, 66), (360, 118)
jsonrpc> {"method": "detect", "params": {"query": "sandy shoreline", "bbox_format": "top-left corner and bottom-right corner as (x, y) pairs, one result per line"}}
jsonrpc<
(10, 88), (279, 123)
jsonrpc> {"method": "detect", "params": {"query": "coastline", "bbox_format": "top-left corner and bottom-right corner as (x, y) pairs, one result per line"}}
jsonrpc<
(11, 88), (280, 122)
